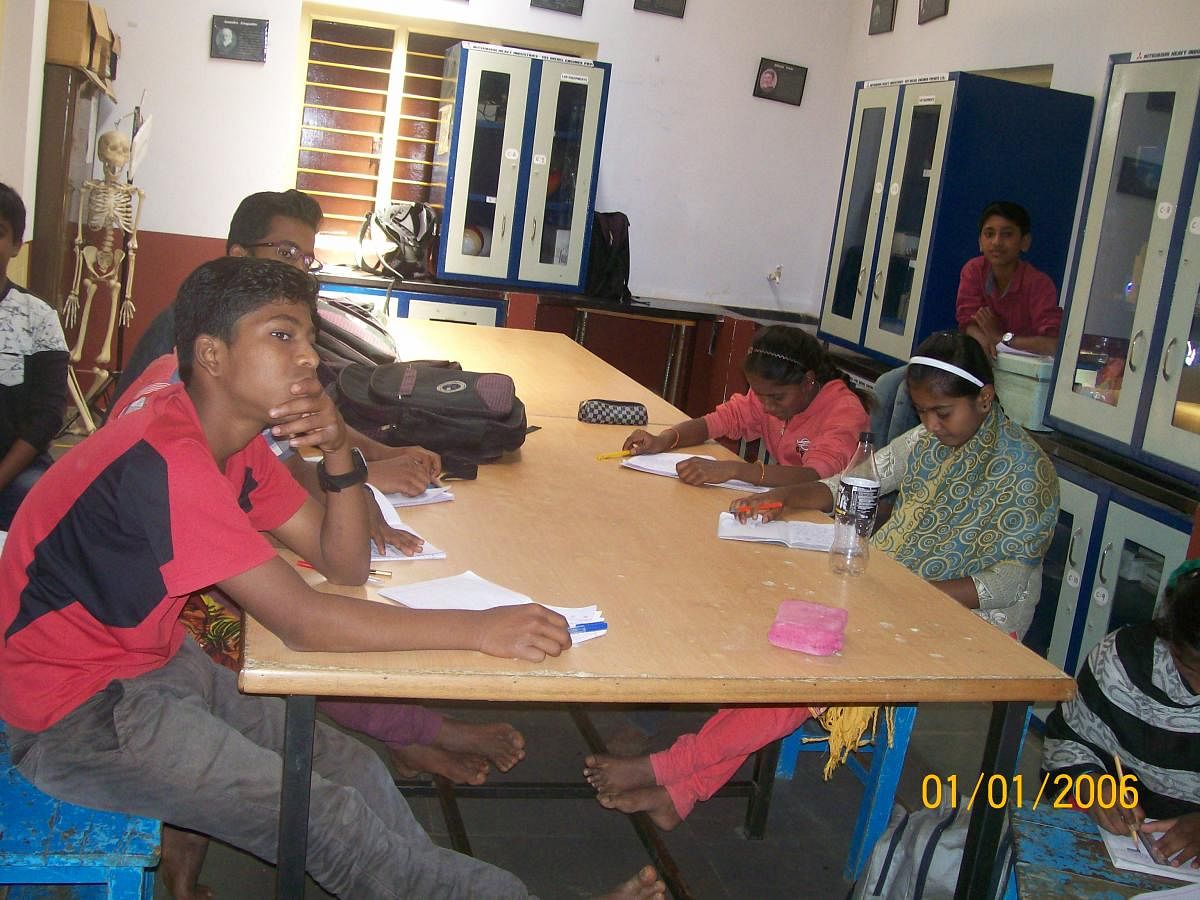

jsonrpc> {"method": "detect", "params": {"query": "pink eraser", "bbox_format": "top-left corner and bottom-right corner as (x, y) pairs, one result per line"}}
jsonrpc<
(767, 599), (848, 656)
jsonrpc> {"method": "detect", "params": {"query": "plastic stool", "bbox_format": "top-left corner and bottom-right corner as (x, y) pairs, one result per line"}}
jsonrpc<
(0, 722), (160, 899)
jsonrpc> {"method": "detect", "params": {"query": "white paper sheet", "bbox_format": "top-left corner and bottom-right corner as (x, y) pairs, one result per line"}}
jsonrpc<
(1102, 822), (1200, 884)
(387, 485), (455, 508)
(716, 512), (835, 551)
(620, 452), (771, 493)
(377, 571), (607, 642)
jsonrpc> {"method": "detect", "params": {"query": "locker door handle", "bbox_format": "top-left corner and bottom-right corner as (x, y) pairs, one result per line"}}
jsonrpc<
(871, 271), (883, 301)
(1162, 337), (1178, 381)
(856, 268), (867, 297)
(1097, 541), (1113, 585)
(500, 215), (507, 240)
(1066, 527), (1081, 569)
(529, 217), (538, 244)
(1127, 330), (1145, 373)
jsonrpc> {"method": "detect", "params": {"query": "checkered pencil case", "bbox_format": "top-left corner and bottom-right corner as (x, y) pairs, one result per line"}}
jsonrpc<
(577, 398), (648, 426)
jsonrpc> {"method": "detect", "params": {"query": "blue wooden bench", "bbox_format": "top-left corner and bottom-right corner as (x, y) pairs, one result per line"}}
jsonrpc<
(0, 722), (160, 899)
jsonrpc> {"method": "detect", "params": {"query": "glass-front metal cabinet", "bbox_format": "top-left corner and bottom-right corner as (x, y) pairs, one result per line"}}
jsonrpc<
(1031, 462), (1190, 720)
(819, 73), (1092, 365)
(1050, 55), (1200, 474)
(431, 42), (610, 291)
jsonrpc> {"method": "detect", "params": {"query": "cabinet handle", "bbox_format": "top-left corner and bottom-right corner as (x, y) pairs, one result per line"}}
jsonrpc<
(1066, 526), (1081, 569)
(856, 268), (867, 297)
(872, 271), (883, 301)
(500, 215), (507, 240)
(1127, 329), (1145, 373)
(529, 217), (538, 245)
(1097, 541), (1113, 585)
(1161, 337), (1178, 382)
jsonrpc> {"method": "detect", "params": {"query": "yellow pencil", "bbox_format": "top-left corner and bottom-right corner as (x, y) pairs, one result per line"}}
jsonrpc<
(1113, 754), (1139, 851)
(596, 450), (633, 460)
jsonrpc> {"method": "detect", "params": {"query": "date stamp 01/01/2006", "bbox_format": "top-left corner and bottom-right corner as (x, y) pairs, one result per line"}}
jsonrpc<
(921, 771), (1141, 812)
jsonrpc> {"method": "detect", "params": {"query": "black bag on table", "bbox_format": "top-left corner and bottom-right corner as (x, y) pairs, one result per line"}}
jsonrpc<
(335, 361), (528, 478)
(315, 297), (398, 369)
(584, 211), (633, 304)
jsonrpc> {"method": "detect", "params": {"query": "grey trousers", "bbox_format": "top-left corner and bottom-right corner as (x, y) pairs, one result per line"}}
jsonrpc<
(7, 640), (530, 899)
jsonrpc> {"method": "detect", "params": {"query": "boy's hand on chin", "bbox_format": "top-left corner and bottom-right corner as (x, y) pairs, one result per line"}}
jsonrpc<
(268, 377), (348, 453)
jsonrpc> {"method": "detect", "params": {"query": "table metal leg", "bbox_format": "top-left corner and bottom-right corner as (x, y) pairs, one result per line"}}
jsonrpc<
(956, 700), (1028, 900)
(742, 738), (781, 839)
(276, 694), (316, 900)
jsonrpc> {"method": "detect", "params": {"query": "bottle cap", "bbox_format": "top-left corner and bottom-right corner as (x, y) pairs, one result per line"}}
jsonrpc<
(859, 431), (874, 443)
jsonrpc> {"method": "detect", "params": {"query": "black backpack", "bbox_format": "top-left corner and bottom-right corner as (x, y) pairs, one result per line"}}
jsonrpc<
(335, 361), (528, 478)
(584, 211), (633, 303)
(315, 297), (398, 369)
(356, 201), (438, 280)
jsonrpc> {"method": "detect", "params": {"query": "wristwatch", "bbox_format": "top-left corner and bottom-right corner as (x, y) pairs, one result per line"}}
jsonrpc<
(1000, 331), (1015, 345)
(317, 447), (368, 492)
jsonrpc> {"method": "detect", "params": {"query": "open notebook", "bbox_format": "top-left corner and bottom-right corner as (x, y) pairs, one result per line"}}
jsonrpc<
(1101, 823), (1200, 884)
(717, 512), (835, 551)
(620, 453), (771, 493)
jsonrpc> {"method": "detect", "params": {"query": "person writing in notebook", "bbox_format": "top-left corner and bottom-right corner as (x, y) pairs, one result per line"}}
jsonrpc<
(585, 332), (1058, 829)
(1042, 560), (1200, 869)
(623, 325), (870, 488)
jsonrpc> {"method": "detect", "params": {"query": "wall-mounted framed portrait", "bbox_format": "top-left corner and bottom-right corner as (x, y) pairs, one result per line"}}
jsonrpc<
(531, 0), (585, 15)
(869, 0), (896, 35)
(918, 0), (949, 24)
(754, 58), (807, 106)
(634, 0), (686, 17)
(210, 15), (268, 62)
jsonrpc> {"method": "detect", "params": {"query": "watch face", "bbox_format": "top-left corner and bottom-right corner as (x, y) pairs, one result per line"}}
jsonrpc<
(1001, 332), (1014, 344)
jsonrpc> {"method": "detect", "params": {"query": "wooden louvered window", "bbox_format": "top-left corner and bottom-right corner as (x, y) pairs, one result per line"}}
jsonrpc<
(296, 21), (455, 265)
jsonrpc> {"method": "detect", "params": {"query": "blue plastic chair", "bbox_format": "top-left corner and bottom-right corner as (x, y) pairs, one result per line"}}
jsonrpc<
(775, 703), (918, 881)
(0, 721), (160, 899)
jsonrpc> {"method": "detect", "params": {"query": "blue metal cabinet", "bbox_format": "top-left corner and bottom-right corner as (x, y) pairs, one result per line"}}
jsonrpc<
(1049, 52), (1200, 484)
(431, 42), (610, 292)
(819, 72), (1092, 365)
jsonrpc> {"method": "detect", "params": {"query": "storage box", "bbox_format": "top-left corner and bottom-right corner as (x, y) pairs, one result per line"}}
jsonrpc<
(993, 349), (1053, 431)
(46, 0), (118, 94)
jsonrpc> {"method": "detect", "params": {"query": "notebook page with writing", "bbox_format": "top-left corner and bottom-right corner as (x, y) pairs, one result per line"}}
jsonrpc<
(717, 512), (835, 551)
(621, 453), (771, 493)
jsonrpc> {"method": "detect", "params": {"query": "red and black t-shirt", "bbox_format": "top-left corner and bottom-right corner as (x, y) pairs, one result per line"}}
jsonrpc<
(0, 383), (306, 731)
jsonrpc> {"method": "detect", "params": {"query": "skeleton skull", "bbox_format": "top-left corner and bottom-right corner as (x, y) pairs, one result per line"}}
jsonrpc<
(97, 131), (131, 180)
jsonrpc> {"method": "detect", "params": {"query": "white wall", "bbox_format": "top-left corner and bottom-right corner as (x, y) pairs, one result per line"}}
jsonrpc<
(0, 0), (49, 219)
(55, 1), (1200, 313)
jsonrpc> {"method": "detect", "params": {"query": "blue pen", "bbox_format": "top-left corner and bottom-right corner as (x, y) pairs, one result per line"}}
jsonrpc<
(568, 621), (608, 635)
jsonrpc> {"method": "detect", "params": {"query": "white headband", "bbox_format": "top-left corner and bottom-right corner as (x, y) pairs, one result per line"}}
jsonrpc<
(907, 356), (985, 388)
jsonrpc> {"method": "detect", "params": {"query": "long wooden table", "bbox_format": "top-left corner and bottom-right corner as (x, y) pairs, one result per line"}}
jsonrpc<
(386, 318), (685, 424)
(241, 323), (1074, 899)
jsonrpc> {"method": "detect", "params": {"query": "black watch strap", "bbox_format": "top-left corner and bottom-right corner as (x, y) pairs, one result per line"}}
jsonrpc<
(317, 447), (368, 492)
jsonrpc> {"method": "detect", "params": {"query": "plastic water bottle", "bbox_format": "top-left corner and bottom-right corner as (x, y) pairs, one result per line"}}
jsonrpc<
(829, 431), (881, 576)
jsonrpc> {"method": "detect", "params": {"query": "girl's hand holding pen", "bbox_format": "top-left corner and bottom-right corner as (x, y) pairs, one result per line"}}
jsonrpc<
(622, 428), (658, 455)
(730, 492), (788, 523)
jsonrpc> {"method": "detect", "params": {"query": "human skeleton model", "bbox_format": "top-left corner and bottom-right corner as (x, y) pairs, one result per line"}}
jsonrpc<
(62, 130), (145, 371)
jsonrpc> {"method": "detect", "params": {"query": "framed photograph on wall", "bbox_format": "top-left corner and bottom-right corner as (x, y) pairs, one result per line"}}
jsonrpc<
(753, 58), (807, 106)
(634, 0), (686, 17)
(869, 0), (896, 35)
(531, 0), (585, 15)
(210, 15), (268, 62)
(918, 0), (949, 24)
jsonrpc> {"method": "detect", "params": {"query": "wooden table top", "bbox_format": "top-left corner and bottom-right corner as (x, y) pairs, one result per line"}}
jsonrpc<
(384, 319), (684, 424)
(242, 409), (1074, 706)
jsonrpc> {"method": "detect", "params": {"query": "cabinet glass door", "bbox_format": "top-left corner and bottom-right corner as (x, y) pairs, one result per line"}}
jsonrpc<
(1052, 59), (1200, 444)
(517, 60), (607, 286)
(1143, 169), (1200, 471)
(441, 50), (531, 280)
(1038, 477), (1099, 672)
(820, 85), (899, 345)
(865, 80), (955, 363)
(1073, 501), (1190, 675)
